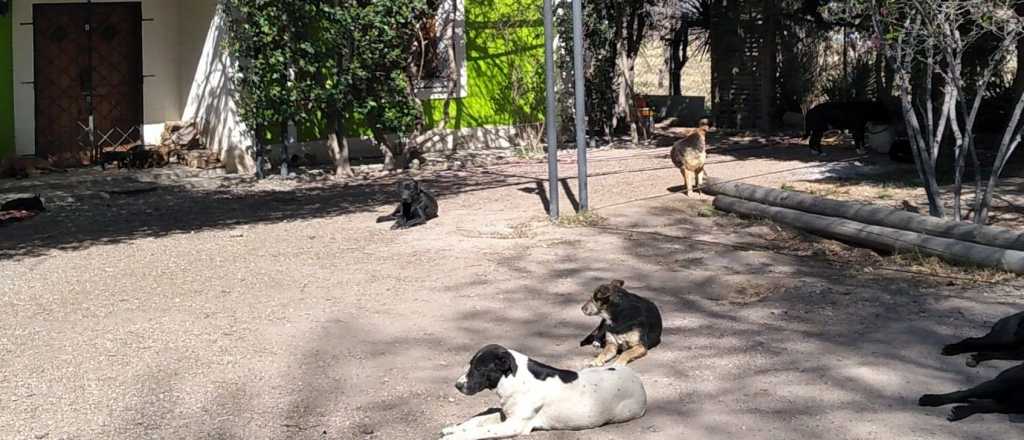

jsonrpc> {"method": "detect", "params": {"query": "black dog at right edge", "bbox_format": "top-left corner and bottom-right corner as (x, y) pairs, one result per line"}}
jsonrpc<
(804, 101), (890, 156)
(376, 179), (439, 230)
(919, 362), (1024, 421)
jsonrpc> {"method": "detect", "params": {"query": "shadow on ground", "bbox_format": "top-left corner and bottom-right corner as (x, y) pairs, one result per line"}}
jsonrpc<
(0, 166), (552, 261)
(102, 196), (1024, 439)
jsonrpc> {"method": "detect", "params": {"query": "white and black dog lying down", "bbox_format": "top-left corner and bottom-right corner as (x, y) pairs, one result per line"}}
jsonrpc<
(443, 344), (647, 439)
(580, 280), (663, 367)
(376, 179), (439, 230)
(942, 311), (1024, 368)
(919, 362), (1024, 421)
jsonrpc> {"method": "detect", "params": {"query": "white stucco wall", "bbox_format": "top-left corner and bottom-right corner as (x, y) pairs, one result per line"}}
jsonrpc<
(11, 0), (185, 155)
(178, 0), (254, 174)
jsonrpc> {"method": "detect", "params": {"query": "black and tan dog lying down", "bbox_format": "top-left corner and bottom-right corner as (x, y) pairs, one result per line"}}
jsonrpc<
(443, 344), (647, 440)
(580, 279), (663, 367)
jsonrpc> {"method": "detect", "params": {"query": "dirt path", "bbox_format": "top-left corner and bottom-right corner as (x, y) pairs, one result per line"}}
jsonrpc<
(2, 142), (1023, 439)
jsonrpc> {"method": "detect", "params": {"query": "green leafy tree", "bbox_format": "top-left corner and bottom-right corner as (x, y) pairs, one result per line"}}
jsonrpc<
(223, 0), (428, 175)
(349, 0), (429, 170)
(304, 0), (357, 177)
(833, 0), (1023, 222)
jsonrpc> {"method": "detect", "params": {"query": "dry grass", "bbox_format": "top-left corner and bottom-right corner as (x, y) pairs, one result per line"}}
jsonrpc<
(635, 40), (712, 105)
(890, 251), (1022, 286)
(512, 142), (545, 160)
(788, 181), (922, 210)
(697, 205), (719, 218)
(456, 222), (536, 239)
(762, 224), (1021, 286)
(556, 210), (608, 228)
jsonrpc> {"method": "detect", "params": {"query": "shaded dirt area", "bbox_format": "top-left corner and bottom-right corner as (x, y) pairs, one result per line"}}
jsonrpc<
(2, 137), (1023, 439)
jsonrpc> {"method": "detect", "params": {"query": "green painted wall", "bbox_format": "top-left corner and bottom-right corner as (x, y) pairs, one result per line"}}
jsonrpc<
(422, 0), (545, 129)
(0, 10), (13, 157)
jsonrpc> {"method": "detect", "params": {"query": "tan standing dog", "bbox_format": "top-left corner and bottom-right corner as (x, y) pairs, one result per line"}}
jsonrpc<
(670, 118), (716, 197)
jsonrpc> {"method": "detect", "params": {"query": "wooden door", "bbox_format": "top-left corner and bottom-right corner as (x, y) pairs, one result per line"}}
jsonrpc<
(33, 3), (142, 160)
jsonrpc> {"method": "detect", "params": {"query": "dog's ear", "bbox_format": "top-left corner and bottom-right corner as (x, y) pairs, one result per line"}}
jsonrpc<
(610, 279), (625, 288)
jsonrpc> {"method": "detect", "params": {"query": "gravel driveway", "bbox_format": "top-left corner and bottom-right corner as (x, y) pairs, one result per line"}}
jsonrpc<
(2, 140), (1022, 439)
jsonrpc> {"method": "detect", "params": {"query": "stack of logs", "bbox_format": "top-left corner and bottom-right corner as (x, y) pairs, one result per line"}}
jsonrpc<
(159, 121), (220, 169)
(704, 179), (1024, 274)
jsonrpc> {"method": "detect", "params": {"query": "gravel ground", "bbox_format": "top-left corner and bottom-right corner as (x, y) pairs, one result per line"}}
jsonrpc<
(2, 138), (1023, 439)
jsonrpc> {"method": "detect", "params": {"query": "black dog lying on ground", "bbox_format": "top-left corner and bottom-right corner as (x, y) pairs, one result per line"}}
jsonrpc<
(942, 311), (1024, 368)
(376, 179), (438, 230)
(803, 101), (890, 156)
(919, 362), (1024, 421)
(580, 279), (663, 367)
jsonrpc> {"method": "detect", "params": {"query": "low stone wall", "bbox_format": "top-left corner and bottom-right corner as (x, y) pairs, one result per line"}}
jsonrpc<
(245, 123), (542, 173)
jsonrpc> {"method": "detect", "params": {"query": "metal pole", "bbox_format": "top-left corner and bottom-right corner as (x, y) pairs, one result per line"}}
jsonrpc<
(571, 0), (588, 211)
(543, 0), (559, 219)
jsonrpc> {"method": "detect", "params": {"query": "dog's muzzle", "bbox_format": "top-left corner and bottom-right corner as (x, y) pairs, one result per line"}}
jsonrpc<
(455, 374), (468, 394)
(581, 301), (599, 316)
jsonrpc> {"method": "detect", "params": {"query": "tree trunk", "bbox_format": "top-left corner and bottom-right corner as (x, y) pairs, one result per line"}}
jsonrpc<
(280, 121), (292, 177)
(668, 22), (688, 96)
(366, 112), (402, 171)
(975, 89), (1024, 224)
(253, 124), (266, 179)
(712, 195), (1024, 274)
(779, 26), (800, 113)
(758, 0), (778, 131)
(327, 108), (353, 178)
(704, 179), (1024, 251)
(710, 0), (741, 128)
(1015, 5), (1024, 98)
(898, 76), (945, 219)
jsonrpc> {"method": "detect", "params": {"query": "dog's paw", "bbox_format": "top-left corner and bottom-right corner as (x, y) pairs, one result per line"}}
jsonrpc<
(390, 223), (403, 230)
(966, 355), (981, 368)
(587, 359), (607, 368)
(948, 405), (974, 422)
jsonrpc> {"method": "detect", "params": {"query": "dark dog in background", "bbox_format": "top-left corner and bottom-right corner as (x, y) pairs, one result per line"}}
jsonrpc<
(919, 362), (1024, 421)
(804, 101), (890, 156)
(942, 311), (1024, 368)
(2, 195), (45, 212)
(376, 179), (438, 230)
(888, 138), (914, 163)
(580, 279), (663, 367)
